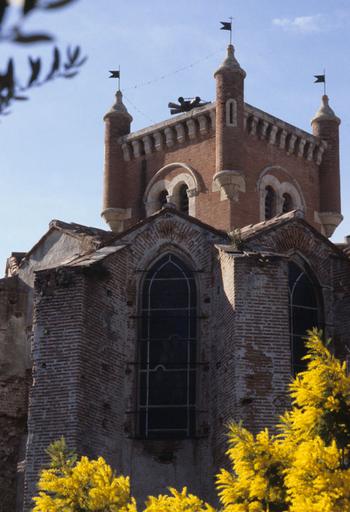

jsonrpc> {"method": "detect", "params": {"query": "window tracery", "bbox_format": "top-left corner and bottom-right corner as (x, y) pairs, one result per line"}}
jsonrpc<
(138, 254), (197, 438)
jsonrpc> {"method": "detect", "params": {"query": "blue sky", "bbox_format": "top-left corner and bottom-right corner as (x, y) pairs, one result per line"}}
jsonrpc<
(1, 0), (349, 270)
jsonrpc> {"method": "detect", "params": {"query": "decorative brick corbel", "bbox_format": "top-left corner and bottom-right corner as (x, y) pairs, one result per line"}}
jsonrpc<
(212, 170), (246, 201)
(101, 207), (132, 233)
(314, 210), (343, 238)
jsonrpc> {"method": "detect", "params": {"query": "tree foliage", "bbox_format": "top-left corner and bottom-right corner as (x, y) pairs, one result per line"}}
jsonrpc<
(33, 330), (350, 511)
(0, 0), (86, 114)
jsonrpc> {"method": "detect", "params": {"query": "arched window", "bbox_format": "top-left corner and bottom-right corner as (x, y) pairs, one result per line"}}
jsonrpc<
(158, 190), (168, 209)
(226, 99), (237, 127)
(179, 184), (189, 214)
(282, 193), (293, 213)
(265, 186), (276, 220)
(288, 262), (321, 374)
(138, 254), (197, 438)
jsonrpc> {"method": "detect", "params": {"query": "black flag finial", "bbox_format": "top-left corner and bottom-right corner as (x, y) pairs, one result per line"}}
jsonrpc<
(109, 67), (121, 90)
(314, 70), (326, 94)
(220, 18), (233, 44)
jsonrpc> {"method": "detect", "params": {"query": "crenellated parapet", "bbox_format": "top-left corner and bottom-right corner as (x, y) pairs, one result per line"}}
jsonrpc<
(119, 104), (216, 161)
(118, 101), (327, 166)
(244, 104), (327, 165)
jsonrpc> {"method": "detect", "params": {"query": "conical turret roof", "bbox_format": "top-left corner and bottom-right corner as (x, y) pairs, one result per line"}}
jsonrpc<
(311, 95), (340, 125)
(104, 90), (133, 122)
(214, 44), (246, 78)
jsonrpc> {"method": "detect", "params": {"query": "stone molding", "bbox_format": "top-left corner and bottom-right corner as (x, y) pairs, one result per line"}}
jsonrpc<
(101, 207), (132, 233)
(314, 211), (343, 238)
(212, 170), (246, 201)
(257, 167), (306, 221)
(144, 165), (201, 216)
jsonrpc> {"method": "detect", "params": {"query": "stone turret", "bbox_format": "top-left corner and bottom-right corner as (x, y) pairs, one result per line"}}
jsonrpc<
(212, 44), (246, 213)
(102, 90), (133, 232)
(311, 95), (343, 237)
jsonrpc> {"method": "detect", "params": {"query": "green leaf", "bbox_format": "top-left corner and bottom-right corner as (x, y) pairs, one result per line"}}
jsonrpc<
(63, 71), (78, 79)
(46, 46), (60, 80)
(13, 31), (53, 43)
(0, 0), (9, 28)
(27, 56), (41, 87)
(44, 0), (77, 9)
(23, 0), (38, 16)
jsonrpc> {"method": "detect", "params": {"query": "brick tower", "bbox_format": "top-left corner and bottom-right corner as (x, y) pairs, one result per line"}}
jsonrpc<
(311, 94), (342, 236)
(100, 45), (342, 238)
(102, 90), (133, 232)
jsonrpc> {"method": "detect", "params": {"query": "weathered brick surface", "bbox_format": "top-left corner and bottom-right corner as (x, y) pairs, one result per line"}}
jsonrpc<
(1, 46), (347, 511)
(0, 276), (29, 512)
(24, 269), (86, 510)
(23, 211), (350, 509)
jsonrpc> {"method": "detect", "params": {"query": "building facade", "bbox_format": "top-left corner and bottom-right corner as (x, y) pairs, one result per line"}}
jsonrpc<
(0, 43), (349, 511)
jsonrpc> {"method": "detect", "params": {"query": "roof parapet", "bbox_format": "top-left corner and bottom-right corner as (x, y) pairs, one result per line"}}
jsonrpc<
(118, 101), (327, 166)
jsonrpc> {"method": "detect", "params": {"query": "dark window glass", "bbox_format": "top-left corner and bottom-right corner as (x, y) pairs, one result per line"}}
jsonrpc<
(229, 102), (234, 124)
(265, 186), (276, 220)
(138, 254), (197, 438)
(282, 193), (293, 213)
(179, 184), (189, 214)
(158, 190), (168, 209)
(288, 262), (320, 374)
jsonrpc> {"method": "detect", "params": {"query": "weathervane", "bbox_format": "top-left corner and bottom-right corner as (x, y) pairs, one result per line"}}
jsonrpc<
(168, 96), (209, 115)
(314, 70), (326, 95)
(220, 17), (233, 44)
(109, 67), (120, 89)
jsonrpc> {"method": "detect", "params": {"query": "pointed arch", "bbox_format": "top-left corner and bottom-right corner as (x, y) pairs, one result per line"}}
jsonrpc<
(137, 253), (197, 438)
(288, 257), (323, 374)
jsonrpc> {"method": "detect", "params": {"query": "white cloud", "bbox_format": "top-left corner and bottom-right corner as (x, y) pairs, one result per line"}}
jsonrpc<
(272, 15), (324, 33)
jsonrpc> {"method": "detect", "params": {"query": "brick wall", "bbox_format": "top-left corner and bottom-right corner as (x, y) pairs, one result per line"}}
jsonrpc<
(22, 213), (350, 509)
(23, 268), (86, 511)
(0, 276), (29, 512)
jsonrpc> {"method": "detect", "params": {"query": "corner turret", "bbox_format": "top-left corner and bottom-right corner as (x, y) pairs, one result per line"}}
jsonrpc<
(212, 44), (247, 221)
(311, 95), (342, 237)
(102, 90), (133, 232)
(214, 44), (246, 173)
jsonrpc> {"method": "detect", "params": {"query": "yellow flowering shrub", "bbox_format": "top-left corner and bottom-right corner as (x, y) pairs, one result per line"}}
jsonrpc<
(34, 331), (350, 512)
(216, 424), (288, 511)
(280, 329), (350, 449)
(216, 330), (350, 512)
(33, 439), (137, 512)
(285, 437), (350, 512)
(144, 487), (215, 512)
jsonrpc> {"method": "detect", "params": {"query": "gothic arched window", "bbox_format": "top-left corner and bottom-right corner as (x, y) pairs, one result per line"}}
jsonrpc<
(138, 254), (197, 438)
(265, 186), (276, 220)
(179, 184), (189, 214)
(288, 261), (321, 374)
(282, 193), (293, 213)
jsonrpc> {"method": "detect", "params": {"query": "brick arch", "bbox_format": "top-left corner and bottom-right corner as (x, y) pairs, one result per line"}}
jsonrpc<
(270, 225), (333, 288)
(257, 166), (306, 220)
(144, 163), (202, 216)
